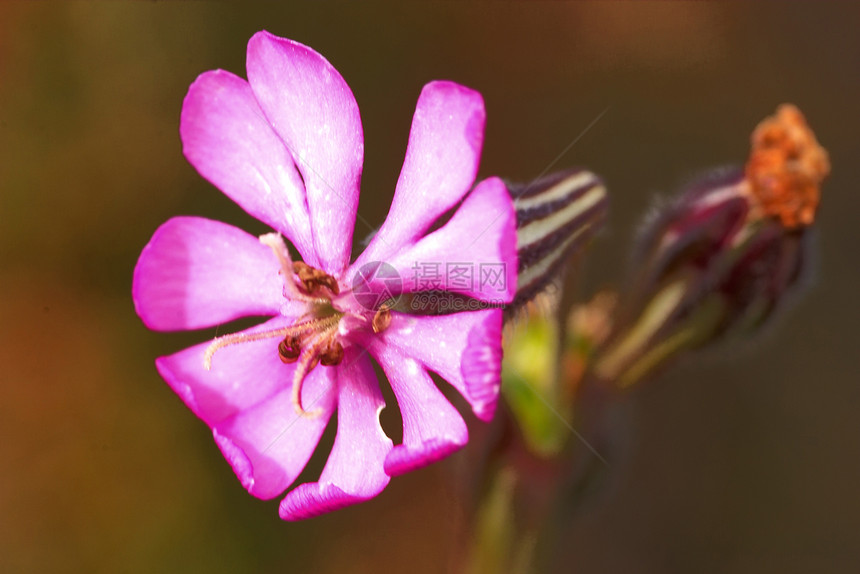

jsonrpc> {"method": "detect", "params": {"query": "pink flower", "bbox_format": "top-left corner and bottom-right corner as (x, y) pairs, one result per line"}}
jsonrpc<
(132, 31), (517, 520)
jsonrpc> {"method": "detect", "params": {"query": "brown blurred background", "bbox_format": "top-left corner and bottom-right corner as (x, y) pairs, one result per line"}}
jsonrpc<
(1, 2), (858, 573)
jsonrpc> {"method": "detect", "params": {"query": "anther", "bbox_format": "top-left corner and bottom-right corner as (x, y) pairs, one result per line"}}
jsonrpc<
(294, 261), (340, 295)
(319, 341), (344, 366)
(278, 336), (301, 364)
(372, 306), (392, 333)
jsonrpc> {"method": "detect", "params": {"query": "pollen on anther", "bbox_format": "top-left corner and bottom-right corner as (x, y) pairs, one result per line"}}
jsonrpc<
(372, 307), (392, 333)
(320, 341), (344, 366)
(294, 261), (341, 295)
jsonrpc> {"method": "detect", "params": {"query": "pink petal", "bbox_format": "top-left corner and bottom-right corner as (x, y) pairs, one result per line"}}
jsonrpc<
(246, 31), (362, 275)
(383, 177), (517, 303)
(133, 217), (283, 331)
(460, 314), (504, 418)
(358, 81), (486, 264)
(156, 316), (302, 426)
(180, 70), (316, 265)
(213, 366), (336, 500)
(378, 309), (504, 421)
(279, 351), (392, 520)
(370, 342), (468, 476)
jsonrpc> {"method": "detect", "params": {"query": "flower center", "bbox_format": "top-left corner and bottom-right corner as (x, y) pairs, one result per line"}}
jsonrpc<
(202, 233), (391, 418)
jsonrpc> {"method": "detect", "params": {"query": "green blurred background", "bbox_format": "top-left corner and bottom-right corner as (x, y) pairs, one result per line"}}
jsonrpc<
(1, 2), (858, 572)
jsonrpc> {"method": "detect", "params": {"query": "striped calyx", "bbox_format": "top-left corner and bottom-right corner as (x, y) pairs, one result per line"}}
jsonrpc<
(507, 169), (608, 314)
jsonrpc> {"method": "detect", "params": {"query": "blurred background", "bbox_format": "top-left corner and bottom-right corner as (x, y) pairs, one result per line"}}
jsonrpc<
(1, 2), (858, 572)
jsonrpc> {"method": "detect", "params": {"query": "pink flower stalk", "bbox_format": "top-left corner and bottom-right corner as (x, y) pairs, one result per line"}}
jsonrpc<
(132, 31), (517, 520)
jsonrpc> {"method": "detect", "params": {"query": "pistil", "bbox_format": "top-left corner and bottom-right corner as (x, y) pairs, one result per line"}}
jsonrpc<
(290, 324), (344, 418)
(203, 316), (337, 370)
(259, 233), (318, 303)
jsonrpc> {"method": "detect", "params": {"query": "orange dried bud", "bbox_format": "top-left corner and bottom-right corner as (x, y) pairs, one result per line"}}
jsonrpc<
(744, 104), (830, 229)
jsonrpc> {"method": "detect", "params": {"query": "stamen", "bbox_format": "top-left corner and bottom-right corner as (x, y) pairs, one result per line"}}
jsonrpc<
(203, 317), (333, 370)
(372, 305), (391, 333)
(278, 336), (301, 363)
(259, 233), (315, 303)
(294, 261), (340, 295)
(319, 341), (344, 366)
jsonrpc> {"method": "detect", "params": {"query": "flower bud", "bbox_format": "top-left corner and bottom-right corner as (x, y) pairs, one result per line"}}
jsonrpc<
(595, 105), (828, 386)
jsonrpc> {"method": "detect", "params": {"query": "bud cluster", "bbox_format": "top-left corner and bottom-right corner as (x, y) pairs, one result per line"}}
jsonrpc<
(594, 105), (829, 386)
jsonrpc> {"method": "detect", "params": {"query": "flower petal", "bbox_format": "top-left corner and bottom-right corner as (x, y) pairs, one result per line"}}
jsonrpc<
(180, 70), (316, 264)
(156, 316), (302, 425)
(247, 31), (362, 275)
(133, 217), (283, 331)
(378, 309), (504, 421)
(382, 177), (518, 303)
(370, 341), (468, 476)
(213, 366), (336, 500)
(279, 350), (392, 520)
(358, 81), (485, 264)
